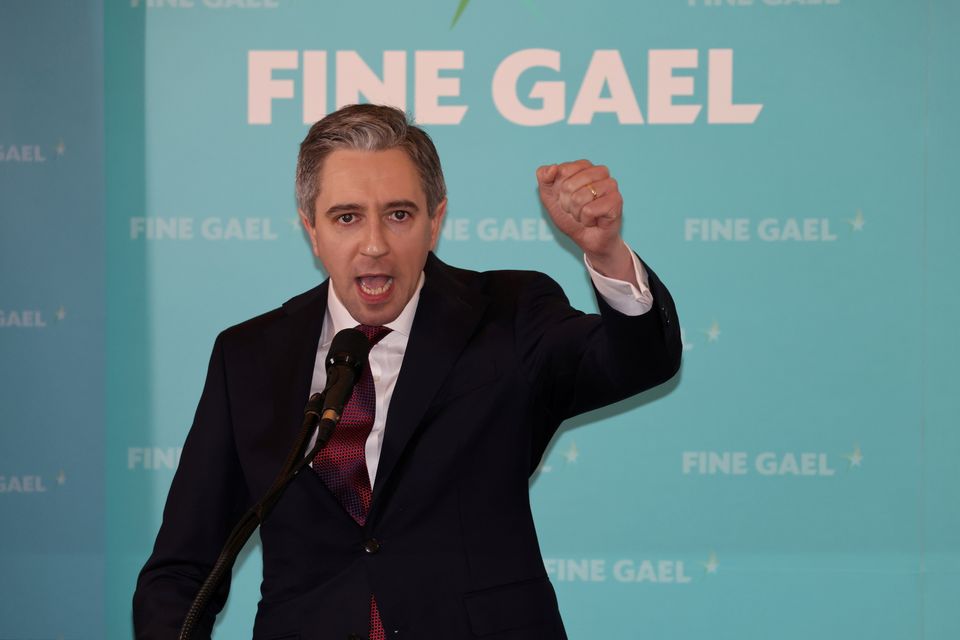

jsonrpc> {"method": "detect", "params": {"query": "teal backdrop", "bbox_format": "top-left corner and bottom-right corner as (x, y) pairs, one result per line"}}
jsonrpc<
(1, 0), (958, 638)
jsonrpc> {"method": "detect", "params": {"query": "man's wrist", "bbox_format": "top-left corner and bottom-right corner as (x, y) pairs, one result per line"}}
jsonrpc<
(585, 240), (637, 286)
(584, 244), (653, 316)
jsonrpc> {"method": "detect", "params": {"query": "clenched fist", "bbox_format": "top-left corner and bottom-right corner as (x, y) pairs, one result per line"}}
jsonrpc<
(536, 159), (636, 284)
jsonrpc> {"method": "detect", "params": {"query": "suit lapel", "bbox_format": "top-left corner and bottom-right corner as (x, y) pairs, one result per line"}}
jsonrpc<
(254, 282), (328, 492)
(369, 254), (489, 517)
(256, 260), (488, 519)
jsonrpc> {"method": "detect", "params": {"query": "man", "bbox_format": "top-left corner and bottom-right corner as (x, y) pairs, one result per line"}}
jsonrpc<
(134, 104), (681, 639)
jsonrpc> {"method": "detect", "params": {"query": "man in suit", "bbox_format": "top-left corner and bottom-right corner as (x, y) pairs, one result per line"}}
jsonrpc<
(133, 104), (681, 639)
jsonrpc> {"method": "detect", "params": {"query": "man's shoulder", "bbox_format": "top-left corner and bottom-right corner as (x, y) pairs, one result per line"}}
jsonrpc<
(216, 281), (327, 347)
(428, 253), (562, 299)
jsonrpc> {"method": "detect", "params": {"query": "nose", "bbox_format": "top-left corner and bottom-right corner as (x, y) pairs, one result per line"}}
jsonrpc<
(360, 217), (388, 258)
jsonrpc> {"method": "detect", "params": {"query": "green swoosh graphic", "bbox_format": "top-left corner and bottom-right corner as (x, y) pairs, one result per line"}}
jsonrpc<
(450, 0), (538, 28)
(450, 0), (471, 28)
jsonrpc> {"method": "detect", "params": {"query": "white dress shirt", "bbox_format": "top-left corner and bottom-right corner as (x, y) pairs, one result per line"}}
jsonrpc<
(309, 249), (652, 488)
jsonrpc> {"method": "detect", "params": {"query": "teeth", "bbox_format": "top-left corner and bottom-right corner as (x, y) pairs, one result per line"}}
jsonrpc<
(359, 277), (393, 296)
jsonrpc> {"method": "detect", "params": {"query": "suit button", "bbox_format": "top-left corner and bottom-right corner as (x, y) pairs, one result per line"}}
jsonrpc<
(364, 538), (381, 554)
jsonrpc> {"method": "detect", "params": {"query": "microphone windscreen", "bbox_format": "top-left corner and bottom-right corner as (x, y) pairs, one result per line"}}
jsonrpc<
(325, 327), (371, 373)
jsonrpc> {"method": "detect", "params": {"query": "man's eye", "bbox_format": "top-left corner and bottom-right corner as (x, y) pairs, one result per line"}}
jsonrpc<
(390, 210), (409, 221)
(337, 213), (355, 224)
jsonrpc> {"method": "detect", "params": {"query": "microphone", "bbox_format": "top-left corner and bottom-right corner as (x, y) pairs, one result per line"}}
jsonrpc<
(305, 328), (371, 438)
(178, 328), (372, 640)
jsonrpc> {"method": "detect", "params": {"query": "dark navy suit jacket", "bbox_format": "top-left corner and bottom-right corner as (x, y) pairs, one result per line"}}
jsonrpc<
(133, 252), (681, 640)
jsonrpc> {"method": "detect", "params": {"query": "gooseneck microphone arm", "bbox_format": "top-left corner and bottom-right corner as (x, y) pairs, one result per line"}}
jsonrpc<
(178, 328), (370, 640)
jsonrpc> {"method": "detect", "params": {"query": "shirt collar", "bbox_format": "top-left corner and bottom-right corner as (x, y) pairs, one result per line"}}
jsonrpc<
(322, 271), (425, 345)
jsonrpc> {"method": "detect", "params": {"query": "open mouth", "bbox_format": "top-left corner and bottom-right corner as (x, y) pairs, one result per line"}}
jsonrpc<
(357, 275), (394, 298)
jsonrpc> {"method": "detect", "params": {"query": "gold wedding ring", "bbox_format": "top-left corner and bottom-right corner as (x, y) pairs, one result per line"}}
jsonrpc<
(588, 183), (599, 200)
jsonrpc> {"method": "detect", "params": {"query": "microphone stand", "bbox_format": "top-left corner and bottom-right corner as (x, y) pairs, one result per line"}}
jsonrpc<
(178, 392), (339, 640)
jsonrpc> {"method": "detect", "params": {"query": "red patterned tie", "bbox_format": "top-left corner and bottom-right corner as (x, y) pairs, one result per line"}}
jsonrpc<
(312, 324), (391, 640)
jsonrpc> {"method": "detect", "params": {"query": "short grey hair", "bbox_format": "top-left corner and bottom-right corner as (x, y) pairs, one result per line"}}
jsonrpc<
(296, 104), (447, 224)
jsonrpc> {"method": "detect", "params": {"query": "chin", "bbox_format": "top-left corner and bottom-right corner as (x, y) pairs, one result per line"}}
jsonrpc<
(353, 306), (399, 327)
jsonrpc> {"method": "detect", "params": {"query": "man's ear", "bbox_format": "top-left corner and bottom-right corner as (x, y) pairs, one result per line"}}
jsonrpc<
(429, 198), (447, 250)
(298, 208), (320, 257)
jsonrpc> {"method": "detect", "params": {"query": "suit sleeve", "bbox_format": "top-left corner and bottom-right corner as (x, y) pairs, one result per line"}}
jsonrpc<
(132, 334), (251, 639)
(515, 258), (681, 435)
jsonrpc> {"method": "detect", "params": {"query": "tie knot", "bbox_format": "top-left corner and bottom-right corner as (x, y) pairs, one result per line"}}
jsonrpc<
(357, 324), (392, 347)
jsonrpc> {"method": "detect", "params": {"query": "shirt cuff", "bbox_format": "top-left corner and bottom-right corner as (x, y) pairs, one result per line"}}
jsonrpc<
(584, 244), (653, 316)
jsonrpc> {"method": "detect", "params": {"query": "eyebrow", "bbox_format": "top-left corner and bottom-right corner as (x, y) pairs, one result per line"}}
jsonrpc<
(324, 203), (363, 216)
(384, 199), (420, 212)
(324, 200), (420, 217)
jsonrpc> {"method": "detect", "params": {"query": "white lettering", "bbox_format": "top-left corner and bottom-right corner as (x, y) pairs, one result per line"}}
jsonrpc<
(0, 145), (46, 162)
(686, 217), (838, 242)
(248, 50), (298, 125)
(648, 50), (701, 124)
(707, 49), (763, 124)
(755, 452), (835, 476)
(686, 451), (835, 476)
(335, 50), (406, 111)
(302, 51), (328, 122)
(474, 218), (553, 241)
(684, 218), (750, 241)
(441, 218), (471, 241)
(757, 218), (836, 241)
(414, 51), (467, 124)
(128, 447), (184, 470)
(546, 558), (606, 582)
(0, 310), (47, 328)
(569, 50), (644, 125)
(129, 217), (194, 240)
(546, 559), (692, 584)
(492, 49), (565, 126)
(201, 217), (279, 240)
(682, 451), (749, 475)
(0, 475), (48, 493)
(613, 560), (691, 583)
(130, 217), (277, 240)
(246, 48), (762, 127)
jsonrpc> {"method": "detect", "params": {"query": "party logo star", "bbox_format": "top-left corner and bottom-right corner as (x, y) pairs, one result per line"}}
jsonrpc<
(704, 321), (721, 343)
(57, 470), (66, 485)
(703, 550), (719, 574)
(56, 139), (66, 157)
(563, 441), (579, 464)
(56, 305), (66, 321)
(844, 444), (863, 468)
(534, 459), (553, 474)
(847, 209), (865, 231)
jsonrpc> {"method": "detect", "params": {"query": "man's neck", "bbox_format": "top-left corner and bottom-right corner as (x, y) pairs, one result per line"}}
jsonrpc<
(322, 272), (425, 343)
